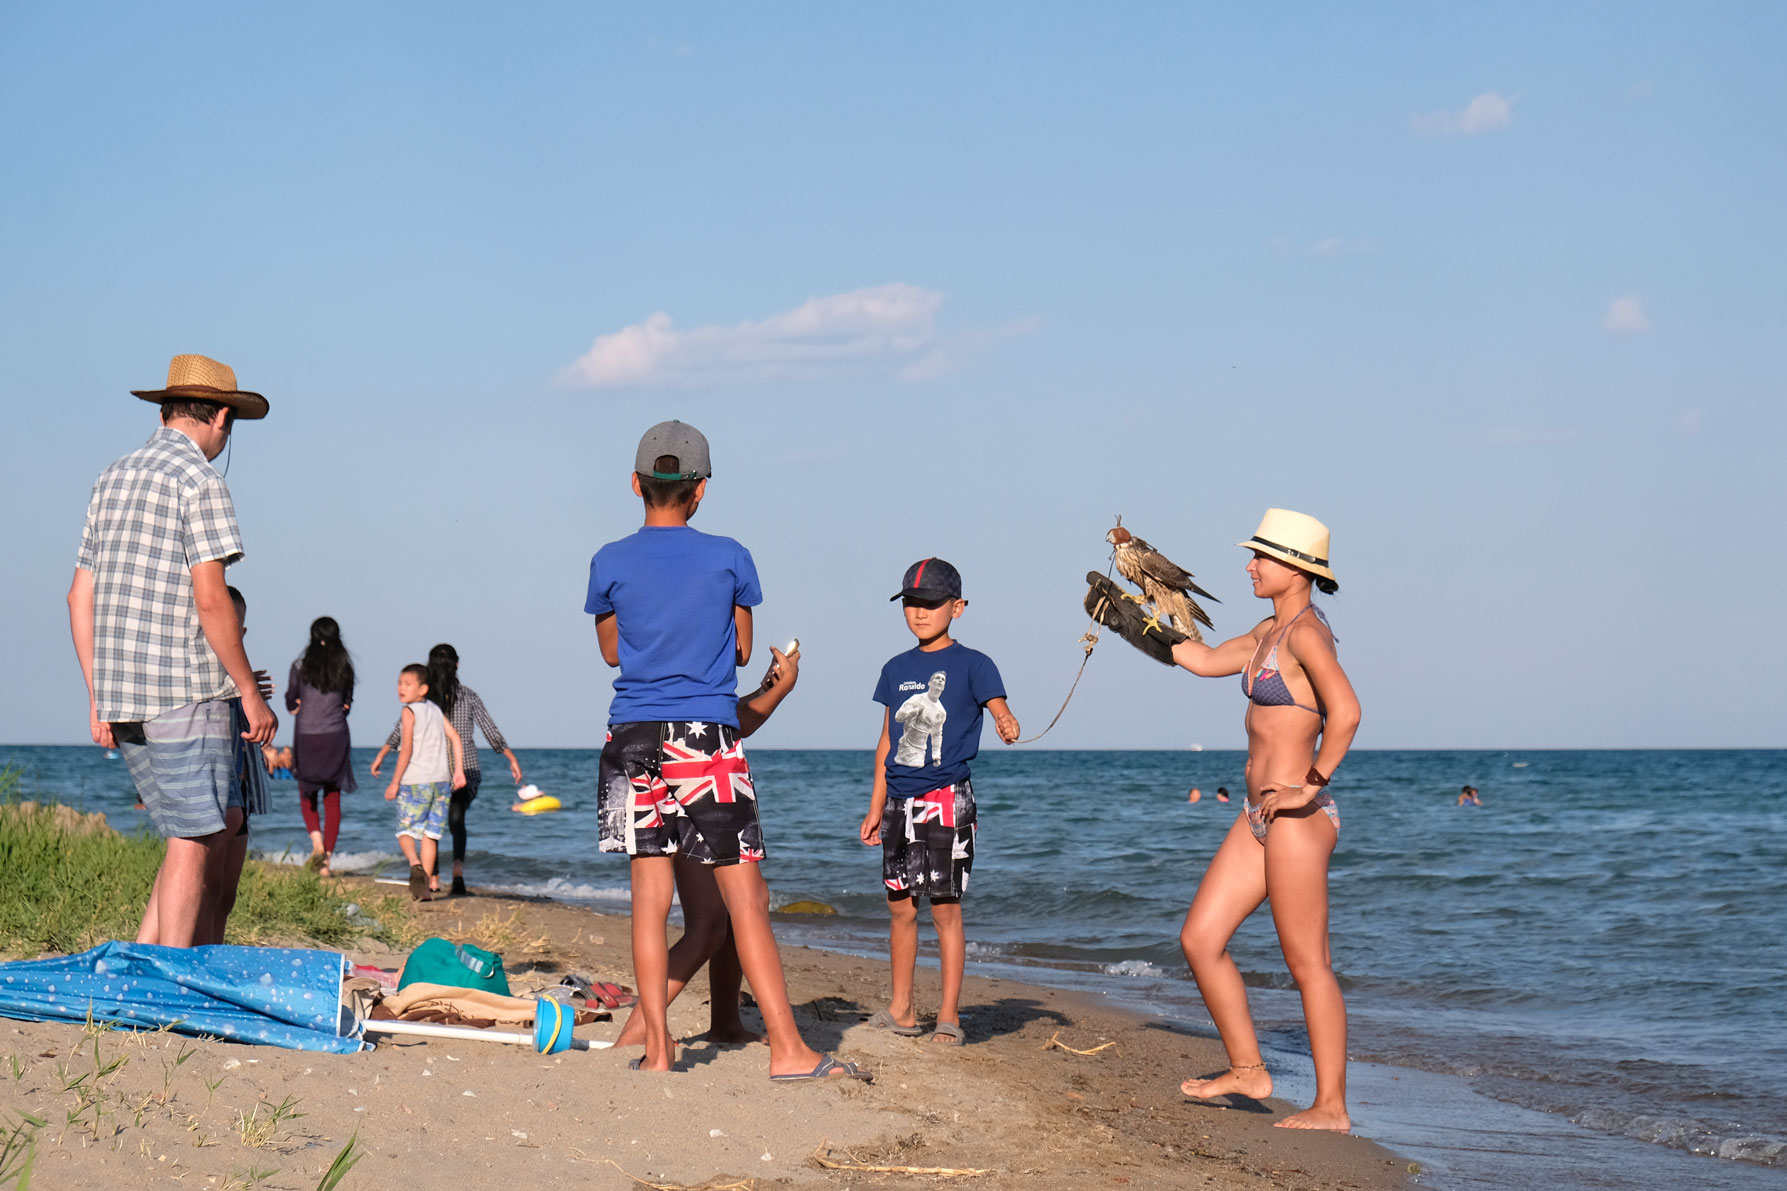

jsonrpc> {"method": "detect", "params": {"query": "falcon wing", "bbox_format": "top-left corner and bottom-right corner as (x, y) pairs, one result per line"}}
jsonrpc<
(1128, 536), (1219, 603)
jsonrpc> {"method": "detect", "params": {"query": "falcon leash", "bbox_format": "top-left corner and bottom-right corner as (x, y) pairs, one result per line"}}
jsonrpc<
(1012, 554), (1117, 746)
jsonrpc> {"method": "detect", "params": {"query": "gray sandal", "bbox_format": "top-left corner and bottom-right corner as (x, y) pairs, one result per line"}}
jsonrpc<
(929, 1021), (965, 1045)
(867, 1008), (927, 1037)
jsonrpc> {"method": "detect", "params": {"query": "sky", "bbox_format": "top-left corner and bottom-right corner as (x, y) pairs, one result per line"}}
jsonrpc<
(2, 3), (1782, 752)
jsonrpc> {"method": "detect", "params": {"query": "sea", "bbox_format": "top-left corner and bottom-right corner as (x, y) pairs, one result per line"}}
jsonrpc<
(5, 745), (1783, 1190)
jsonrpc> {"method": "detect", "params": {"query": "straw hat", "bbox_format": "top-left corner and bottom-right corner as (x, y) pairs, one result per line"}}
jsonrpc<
(132, 355), (268, 420)
(1238, 508), (1334, 581)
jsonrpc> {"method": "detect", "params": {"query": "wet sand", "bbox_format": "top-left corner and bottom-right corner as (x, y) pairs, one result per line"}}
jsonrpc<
(1, 882), (1415, 1189)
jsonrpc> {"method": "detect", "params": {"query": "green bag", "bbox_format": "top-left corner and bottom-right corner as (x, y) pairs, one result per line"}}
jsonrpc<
(398, 937), (511, 996)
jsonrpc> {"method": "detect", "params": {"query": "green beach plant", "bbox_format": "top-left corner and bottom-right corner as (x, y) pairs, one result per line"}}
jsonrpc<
(0, 777), (420, 955)
(315, 1130), (364, 1190)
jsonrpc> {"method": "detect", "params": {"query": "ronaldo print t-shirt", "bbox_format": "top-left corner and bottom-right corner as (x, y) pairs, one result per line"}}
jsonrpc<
(872, 642), (1005, 799)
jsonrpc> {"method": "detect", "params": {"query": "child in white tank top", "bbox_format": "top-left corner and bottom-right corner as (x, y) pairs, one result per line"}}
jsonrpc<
(384, 664), (466, 900)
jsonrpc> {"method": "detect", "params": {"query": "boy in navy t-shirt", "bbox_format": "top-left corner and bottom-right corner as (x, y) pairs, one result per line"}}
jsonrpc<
(859, 557), (1019, 1045)
(587, 421), (867, 1082)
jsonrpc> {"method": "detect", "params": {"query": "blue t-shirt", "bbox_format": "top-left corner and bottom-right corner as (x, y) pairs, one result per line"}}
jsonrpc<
(872, 642), (1006, 798)
(585, 526), (762, 726)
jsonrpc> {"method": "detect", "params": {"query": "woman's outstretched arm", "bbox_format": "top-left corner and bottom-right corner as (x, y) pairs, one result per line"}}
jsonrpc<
(1171, 624), (1266, 678)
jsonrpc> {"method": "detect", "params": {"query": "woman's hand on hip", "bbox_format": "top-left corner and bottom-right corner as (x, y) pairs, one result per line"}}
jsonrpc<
(1255, 783), (1316, 821)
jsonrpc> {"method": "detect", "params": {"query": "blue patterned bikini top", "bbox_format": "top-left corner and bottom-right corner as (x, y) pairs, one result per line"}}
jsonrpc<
(1241, 603), (1331, 716)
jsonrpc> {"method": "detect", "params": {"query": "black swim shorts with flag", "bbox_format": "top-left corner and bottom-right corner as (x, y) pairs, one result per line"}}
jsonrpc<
(881, 777), (976, 903)
(598, 721), (765, 865)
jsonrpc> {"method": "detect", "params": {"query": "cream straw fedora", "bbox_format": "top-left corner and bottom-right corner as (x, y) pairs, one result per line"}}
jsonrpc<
(1238, 508), (1334, 581)
(132, 354), (269, 420)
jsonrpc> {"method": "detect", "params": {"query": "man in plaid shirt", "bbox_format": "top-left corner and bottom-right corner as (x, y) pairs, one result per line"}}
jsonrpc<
(67, 355), (278, 948)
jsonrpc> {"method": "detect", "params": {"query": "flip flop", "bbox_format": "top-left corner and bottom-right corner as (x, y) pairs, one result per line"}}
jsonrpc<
(866, 1009), (927, 1037)
(627, 1056), (644, 1071)
(559, 974), (637, 1010)
(769, 1054), (871, 1082)
(929, 1021), (965, 1046)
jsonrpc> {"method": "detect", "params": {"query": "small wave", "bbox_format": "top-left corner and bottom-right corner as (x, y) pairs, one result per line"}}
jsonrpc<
(249, 848), (402, 873)
(964, 941), (1007, 959)
(1102, 959), (1168, 979)
(479, 877), (634, 906)
(1571, 1107), (1785, 1166)
(322, 850), (406, 874)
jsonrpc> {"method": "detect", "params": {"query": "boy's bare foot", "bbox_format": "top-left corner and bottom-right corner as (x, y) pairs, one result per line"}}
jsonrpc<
(692, 1022), (764, 1045)
(1276, 1103), (1350, 1131)
(1181, 1064), (1272, 1101)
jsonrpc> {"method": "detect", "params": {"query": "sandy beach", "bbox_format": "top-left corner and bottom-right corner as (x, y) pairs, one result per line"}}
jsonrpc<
(1, 881), (1414, 1191)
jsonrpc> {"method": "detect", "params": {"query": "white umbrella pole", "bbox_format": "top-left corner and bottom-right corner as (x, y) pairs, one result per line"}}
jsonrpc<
(360, 1019), (613, 1050)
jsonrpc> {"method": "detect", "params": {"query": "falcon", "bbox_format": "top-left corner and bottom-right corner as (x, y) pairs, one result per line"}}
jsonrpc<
(1105, 524), (1218, 642)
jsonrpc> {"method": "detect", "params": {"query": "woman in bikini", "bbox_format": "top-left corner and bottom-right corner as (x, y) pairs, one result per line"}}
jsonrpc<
(1167, 509), (1361, 1131)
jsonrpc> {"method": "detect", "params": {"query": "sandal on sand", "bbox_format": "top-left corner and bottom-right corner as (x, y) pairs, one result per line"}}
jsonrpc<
(929, 1021), (965, 1046)
(558, 974), (637, 1010)
(770, 1054), (871, 1082)
(866, 1009), (927, 1037)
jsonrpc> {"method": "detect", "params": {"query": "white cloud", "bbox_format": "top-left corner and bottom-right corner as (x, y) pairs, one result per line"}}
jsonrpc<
(1413, 91), (1514, 137)
(561, 284), (967, 389)
(1603, 297), (1652, 334)
(1269, 236), (1374, 258)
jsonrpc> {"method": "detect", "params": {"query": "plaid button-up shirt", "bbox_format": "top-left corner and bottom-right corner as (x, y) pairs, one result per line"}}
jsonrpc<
(76, 427), (245, 722)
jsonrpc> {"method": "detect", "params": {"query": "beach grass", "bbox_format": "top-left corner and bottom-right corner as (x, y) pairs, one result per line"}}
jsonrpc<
(0, 766), (420, 957)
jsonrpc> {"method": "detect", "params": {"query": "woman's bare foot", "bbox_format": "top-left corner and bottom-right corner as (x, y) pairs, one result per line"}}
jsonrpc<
(1180, 1065), (1272, 1101)
(1275, 1103), (1350, 1131)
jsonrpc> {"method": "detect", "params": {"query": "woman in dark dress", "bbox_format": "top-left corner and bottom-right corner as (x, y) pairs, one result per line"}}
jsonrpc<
(286, 617), (356, 875)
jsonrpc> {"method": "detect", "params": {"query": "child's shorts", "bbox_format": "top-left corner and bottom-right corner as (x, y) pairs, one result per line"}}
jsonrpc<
(882, 777), (976, 903)
(598, 721), (764, 865)
(396, 782), (450, 841)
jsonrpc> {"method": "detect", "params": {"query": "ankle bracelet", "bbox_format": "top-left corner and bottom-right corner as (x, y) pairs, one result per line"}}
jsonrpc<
(1229, 1062), (1266, 1071)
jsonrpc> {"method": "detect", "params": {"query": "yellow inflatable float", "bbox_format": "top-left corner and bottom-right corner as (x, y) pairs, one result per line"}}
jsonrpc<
(510, 784), (561, 815)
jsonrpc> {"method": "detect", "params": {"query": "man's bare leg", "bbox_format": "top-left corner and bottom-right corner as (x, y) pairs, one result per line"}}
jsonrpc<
(153, 834), (220, 948)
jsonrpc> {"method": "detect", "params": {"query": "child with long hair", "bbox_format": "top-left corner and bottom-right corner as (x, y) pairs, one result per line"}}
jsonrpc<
(286, 616), (356, 875)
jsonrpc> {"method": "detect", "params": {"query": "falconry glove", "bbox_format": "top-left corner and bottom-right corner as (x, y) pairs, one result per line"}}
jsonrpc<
(1084, 572), (1188, 665)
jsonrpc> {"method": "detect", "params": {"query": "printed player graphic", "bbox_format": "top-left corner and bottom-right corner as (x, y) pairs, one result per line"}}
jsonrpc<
(893, 671), (949, 767)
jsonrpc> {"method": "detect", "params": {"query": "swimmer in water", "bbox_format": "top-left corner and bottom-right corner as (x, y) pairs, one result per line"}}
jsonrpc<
(1216, 786), (1231, 803)
(1457, 785), (1482, 807)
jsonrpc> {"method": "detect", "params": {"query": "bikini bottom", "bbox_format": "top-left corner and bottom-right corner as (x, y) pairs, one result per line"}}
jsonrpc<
(1245, 790), (1338, 843)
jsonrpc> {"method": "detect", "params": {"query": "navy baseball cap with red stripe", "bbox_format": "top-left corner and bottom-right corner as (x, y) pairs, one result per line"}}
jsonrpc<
(890, 557), (963, 602)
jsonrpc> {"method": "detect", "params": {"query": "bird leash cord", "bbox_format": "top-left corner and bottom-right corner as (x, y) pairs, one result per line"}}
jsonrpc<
(1012, 555), (1117, 745)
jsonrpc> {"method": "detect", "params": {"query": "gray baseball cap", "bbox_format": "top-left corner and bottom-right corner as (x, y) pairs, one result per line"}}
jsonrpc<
(634, 420), (712, 480)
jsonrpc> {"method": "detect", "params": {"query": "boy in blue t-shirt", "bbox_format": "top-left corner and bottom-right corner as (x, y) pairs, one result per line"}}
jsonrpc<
(859, 557), (1019, 1045)
(587, 421), (867, 1082)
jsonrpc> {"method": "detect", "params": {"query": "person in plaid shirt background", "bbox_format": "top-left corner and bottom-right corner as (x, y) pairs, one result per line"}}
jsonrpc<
(66, 354), (279, 948)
